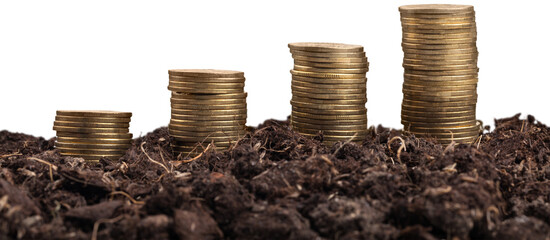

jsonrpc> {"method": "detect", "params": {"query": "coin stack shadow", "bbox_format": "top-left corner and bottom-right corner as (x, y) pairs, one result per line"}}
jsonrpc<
(288, 42), (369, 145)
(53, 110), (132, 162)
(168, 69), (247, 157)
(399, 4), (481, 144)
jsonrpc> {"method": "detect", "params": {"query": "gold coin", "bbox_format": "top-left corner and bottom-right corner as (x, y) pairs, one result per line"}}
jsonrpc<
(399, 4), (474, 14)
(56, 147), (128, 155)
(403, 79), (478, 87)
(171, 103), (246, 110)
(410, 131), (479, 139)
(55, 142), (130, 150)
(294, 60), (369, 69)
(402, 99), (477, 107)
(401, 22), (475, 30)
(168, 81), (245, 89)
(401, 109), (475, 117)
(401, 104), (475, 112)
(56, 136), (132, 144)
(292, 91), (366, 100)
(57, 152), (124, 160)
(291, 121), (366, 131)
(171, 113), (246, 121)
(403, 94), (477, 102)
(171, 92), (247, 100)
(288, 42), (364, 53)
(427, 135), (479, 142)
(169, 128), (245, 136)
(55, 116), (131, 123)
(291, 115), (367, 125)
(402, 119), (477, 127)
(402, 42), (476, 50)
(292, 111), (366, 120)
(168, 86), (243, 94)
(53, 126), (129, 134)
(293, 127), (368, 136)
(170, 97), (246, 105)
(403, 53), (477, 60)
(171, 108), (246, 116)
(402, 32), (476, 40)
(292, 107), (366, 115)
(291, 101), (365, 110)
(403, 63), (477, 71)
(56, 110), (132, 118)
(403, 48), (478, 55)
(293, 65), (368, 74)
(400, 11), (475, 18)
(292, 85), (366, 94)
(402, 88), (477, 97)
(292, 96), (366, 105)
(401, 17), (475, 24)
(292, 75), (366, 84)
(402, 114), (475, 123)
(406, 127), (481, 135)
(405, 68), (479, 75)
(56, 131), (133, 139)
(290, 50), (366, 58)
(292, 79), (366, 89)
(402, 37), (476, 44)
(402, 26), (476, 32)
(403, 83), (476, 91)
(169, 124), (243, 132)
(292, 55), (367, 63)
(403, 58), (476, 65)
(53, 121), (130, 128)
(168, 69), (244, 78)
(170, 118), (245, 126)
(169, 75), (245, 83)
(404, 73), (478, 81)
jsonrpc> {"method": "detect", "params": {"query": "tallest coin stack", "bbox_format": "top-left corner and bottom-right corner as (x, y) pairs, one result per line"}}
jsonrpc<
(399, 4), (481, 144)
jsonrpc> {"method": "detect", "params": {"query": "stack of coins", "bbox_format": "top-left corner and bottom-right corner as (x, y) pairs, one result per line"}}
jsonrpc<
(53, 110), (132, 162)
(288, 42), (369, 145)
(168, 69), (247, 156)
(399, 4), (481, 144)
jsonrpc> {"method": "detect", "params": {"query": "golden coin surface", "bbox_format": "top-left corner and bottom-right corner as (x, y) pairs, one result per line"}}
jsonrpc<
(170, 97), (246, 105)
(291, 101), (365, 111)
(294, 60), (369, 69)
(292, 85), (366, 94)
(169, 128), (245, 136)
(292, 107), (367, 115)
(401, 17), (475, 24)
(171, 108), (246, 116)
(402, 42), (476, 50)
(293, 65), (368, 74)
(53, 121), (130, 128)
(401, 104), (475, 112)
(56, 110), (132, 118)
(168, 69), (244, 78)
(292, 75), (366, 84)
(168, 81), (245, 89)
(402, 37), (476, 44)
(406, 122), (480, 131)
(292, 111), (366, 120)
(401, 118), (477, 127)
(405, 68), (479, 75)
(401, 22), (475, 30)
(403, 63), (477, 71)
(292, 80), (366, 89)
(403, 53), (477, 60)
(401, 109), (475, 117)
(402, 88), (477, 97)
(55, 142), (130, 150)
(410, 131), (478, 139)
(169, 124), (243, 132)
(402, 32), (476, 39)
(56, 136), (132, 144)
(404, 76), (478, 83)
(292, 91), (366, 100)
(291, 121), (366, 131)
(56, 147), (128, 155)
(171, 103), (246, 110)
(291, 115), (368, 125)
(399, 4), (474, 14)
(169, 75), (245, 83)
(288, 42), (364, 53)
(292, 55), (367, 63)
(293, 127), (368, 136)
(400, 11), (475, 18)
(403, 94), (477, 102)
(292, 96), (366, 105)
(403, 83), (476, 91)
(171, 92), (247, 100)
(403, 48), (478, 55)
(402, 114), (475, 123)
(55, 131), (133, 139)
(168, 86), (243, 94)
(170, 118), (245, 126)
(291, 50), (366, 58)
(57, 152), (124, 160)
(171, 113), (246, 121)
(55, 116), (132, 123)
(403, 58), (476, 65)
(402, 99), (477, 107)
(53, 126), (129, 134)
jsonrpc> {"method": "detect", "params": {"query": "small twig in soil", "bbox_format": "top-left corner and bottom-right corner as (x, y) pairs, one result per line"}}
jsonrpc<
(332, 133), (358, 156)
(28, 157), (57, 182)
(0, 152), (22, 158)
(91, 215), (124, 240)
(140, 142), (170, 174)
(182, 144), (213, 164)
(387, 136), (406, 164)
(109, 191), (145, 205)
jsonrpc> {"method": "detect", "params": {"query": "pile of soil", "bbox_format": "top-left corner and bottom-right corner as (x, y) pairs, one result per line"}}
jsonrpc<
(0, 114), (549, 240)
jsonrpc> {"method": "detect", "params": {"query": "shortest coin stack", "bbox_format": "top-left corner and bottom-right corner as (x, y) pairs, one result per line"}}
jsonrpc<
(168, 69), (247, 157)
(53, 110), (133, 162)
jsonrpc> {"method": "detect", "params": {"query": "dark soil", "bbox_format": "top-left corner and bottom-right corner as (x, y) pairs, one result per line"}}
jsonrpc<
(1, 114), (549, 240)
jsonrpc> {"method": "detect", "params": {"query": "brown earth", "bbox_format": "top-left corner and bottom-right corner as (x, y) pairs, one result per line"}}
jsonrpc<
(0, 114), (549, 240)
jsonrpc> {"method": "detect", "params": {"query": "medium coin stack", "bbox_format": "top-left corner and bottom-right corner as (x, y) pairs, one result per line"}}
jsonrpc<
(168, 69), (247, 156)
(288, 42), (369, 145)
(399, 4), (481, 144)
(53, 110), (132, 162)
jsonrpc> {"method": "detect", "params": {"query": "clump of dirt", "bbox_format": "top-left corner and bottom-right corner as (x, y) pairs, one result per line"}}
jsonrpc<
(0, 114), (549, 240)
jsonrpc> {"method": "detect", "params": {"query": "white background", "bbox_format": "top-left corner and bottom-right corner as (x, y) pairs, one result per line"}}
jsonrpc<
(1, 0), (549, 138)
